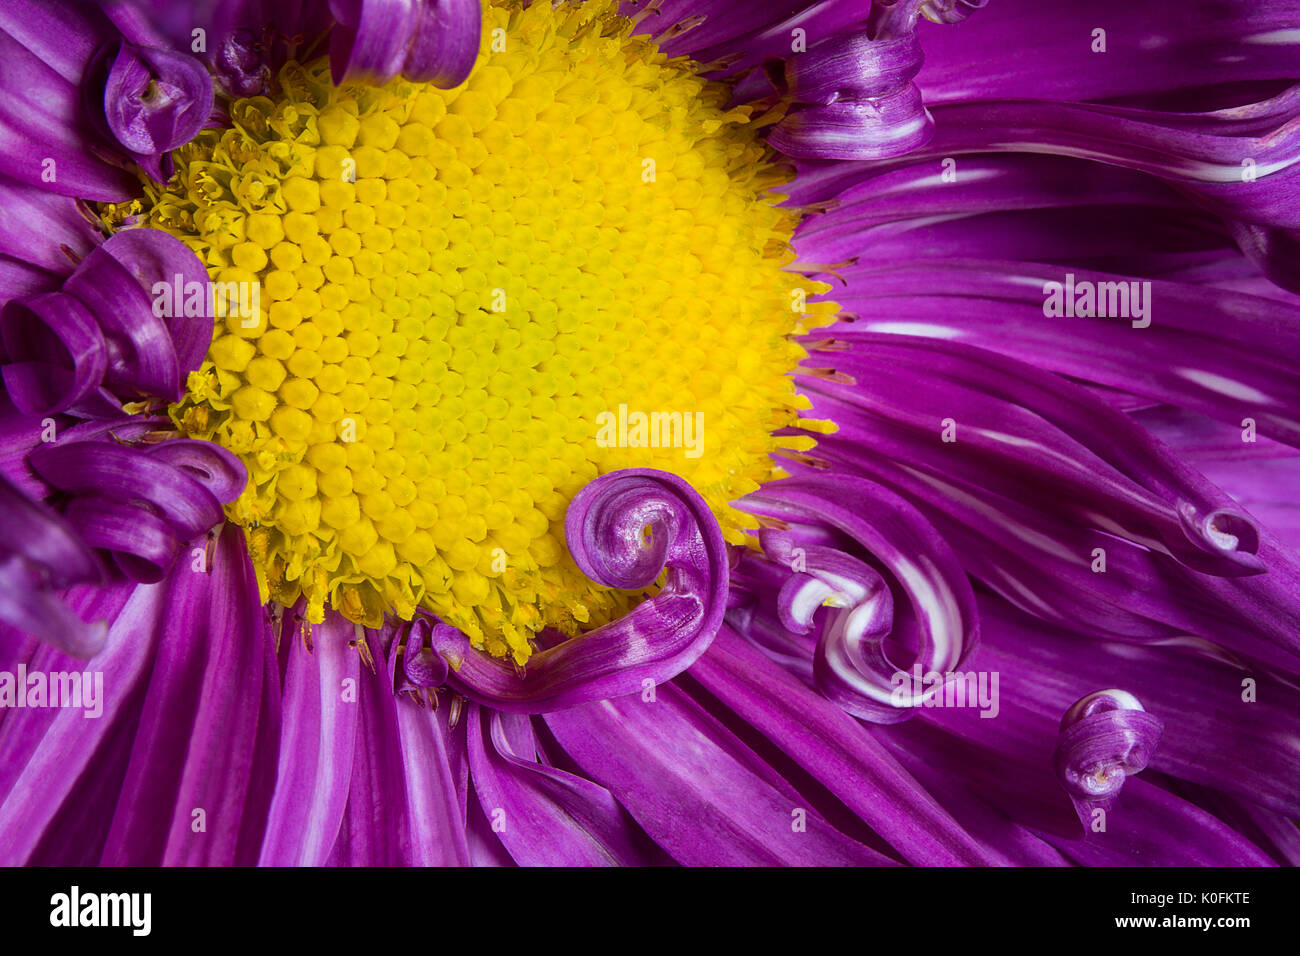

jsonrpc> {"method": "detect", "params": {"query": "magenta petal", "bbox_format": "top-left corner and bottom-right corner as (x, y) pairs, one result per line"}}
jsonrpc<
(0, 29), (137, 202)
(98, 229), (215, 379)
(324, 629), (414, 866)
(402, 0), (481, 86)
(0, 293), (107, 415)
(257, 612), (360, 866)
(0, 472), (105, 657)
(329, 0), (480, 88)
(386, 631), (470, 865)
(467, 705), (652, 865)
(740, 475), (979, 722)
(0, 577), (161, 864)
(545, 682), (894, 866)
(770, 31), (934, 161)
(695, 627), (999, 865)
(97, 524), (280, 865)
(0, 228), (208, 416)
(30, 441), (227, 541)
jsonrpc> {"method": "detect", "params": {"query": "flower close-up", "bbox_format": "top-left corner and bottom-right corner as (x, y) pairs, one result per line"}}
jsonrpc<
(1, 0), (1298, 872)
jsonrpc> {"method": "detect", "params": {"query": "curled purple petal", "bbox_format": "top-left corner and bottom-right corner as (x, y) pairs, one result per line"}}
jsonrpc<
(27, 433), (244, 583)
(99, 228), (214, 378)
(0, 294), (107, 416)
(144, 438), (248, 503)
(382, 623), (472, 865)
(400, 615), (451, 690)
(769, 30), (933, 161)
(429, 468), (728, 713)
(100, 42), (214, 182)
(1053, 689), (1164, 829)
(918, 0), (987, 24)
(212, 27), (272, 98)
(0, 472), (105, 657)
(0, 229), (210, 415)
(739, 475), (979, 723)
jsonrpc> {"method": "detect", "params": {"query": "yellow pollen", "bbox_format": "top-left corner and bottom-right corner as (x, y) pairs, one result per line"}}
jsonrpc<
(135, 0), (837, 663)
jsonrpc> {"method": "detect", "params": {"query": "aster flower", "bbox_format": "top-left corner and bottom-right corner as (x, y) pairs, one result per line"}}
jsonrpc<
(0, 0), (1298, 869)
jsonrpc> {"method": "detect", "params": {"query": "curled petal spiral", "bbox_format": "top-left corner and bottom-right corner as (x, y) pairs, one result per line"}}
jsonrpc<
(0, 229), (211, 416)
(391, 614), (452, 704)
(27, 420), (246, 584)
(740, 474), (979, 723)
(94, 41), (215, 182)
(1054, 689), (1164, 829)
(919, 0), (988, 25)
(427, 469), (728, 713)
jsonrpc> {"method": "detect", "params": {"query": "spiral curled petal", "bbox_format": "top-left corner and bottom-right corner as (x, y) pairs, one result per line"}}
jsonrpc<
(396, 615), (452, 694)
(1054, 689), (1164, 829)
(426, 469), (728, 713)
(740, 474), (979, 723)
(27, 431), (246, 583)
(98, 41), (215, 182)
(329, 0), (481, 88)
(0, 229), (210, 416)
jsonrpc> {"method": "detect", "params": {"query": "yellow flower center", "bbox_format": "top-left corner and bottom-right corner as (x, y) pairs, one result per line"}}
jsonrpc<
(136, 0), (836, 662)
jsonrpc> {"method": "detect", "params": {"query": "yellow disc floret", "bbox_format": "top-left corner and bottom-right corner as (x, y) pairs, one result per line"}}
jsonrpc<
(140, 0), (837, 662)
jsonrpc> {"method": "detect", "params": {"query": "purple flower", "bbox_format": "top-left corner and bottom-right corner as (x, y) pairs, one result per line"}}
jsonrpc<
(0, 0), (1297, 868)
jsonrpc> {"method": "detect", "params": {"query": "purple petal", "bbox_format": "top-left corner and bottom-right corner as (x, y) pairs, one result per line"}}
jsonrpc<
(917, 0), (1300, 106)
(467, 705), (654, 865)
(0, 176), (103, 275)
(1054, 689), (1164, 829)
(385, 629), (470, 865)
(101, 42), (214, 180)
(1, 229), (212, 414)
(545, 682), (894, 866)
(324, 629), (413, 866)
(0, 576), (162, 864)
(0, 28), (137, 201)
(329, 0), (481, 88)
(0, 472), (105, 657)
(99, 228), (215, 379)
(97, 523), (280, 864)
(257, 612), (360, 866)
(694, 626), (1001, 865)
(0, 294), (108, 416)
(769, 30), (933, 161)
(740, 476), (979, 722)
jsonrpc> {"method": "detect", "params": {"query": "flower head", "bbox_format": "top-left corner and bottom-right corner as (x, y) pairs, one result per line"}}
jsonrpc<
(0, 0), (1298, 868)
